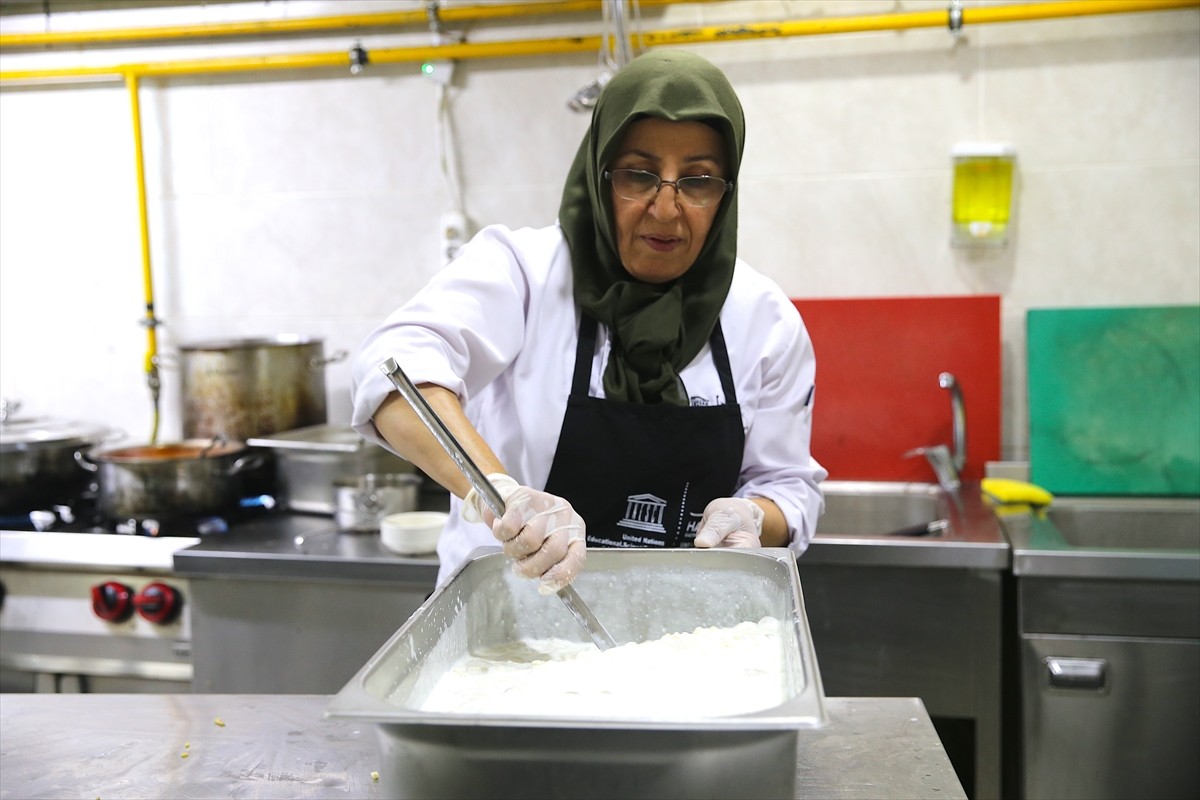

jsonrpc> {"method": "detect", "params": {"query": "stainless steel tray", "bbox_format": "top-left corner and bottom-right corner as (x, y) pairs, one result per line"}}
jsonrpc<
(326, 547), (827, 799)
(247, 424), (411, 514)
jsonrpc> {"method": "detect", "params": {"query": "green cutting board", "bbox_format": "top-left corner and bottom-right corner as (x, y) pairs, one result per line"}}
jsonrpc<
(1028, 305), (1200, 496)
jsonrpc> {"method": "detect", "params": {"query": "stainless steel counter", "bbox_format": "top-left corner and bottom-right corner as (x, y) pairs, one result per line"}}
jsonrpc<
(164, 482), (1009, 581)
(805, 481), (1010, 570)
(2, 500), (1007, 792)
(168, 482), (1009, 581)
(0, 693), (965, 800)
(172, 512), (440, 584)
(1001, 498), (1200, 581)
(0, 530), (200, 571)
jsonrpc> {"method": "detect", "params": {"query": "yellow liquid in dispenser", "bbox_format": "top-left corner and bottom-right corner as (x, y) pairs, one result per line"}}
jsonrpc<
(952, 156), (1013, 243)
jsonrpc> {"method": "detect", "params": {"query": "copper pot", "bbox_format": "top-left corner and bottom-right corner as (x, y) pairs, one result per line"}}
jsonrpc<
(76, 439), (264, 520)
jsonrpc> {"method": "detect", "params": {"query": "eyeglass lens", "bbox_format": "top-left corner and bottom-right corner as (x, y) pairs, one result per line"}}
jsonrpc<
(606, 169), (728, 207)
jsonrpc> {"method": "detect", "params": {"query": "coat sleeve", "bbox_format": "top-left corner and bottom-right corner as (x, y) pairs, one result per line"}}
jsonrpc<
(350, 226), (531, 450)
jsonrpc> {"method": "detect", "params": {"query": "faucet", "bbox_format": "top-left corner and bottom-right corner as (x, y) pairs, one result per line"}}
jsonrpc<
(906, 372), (967, 493)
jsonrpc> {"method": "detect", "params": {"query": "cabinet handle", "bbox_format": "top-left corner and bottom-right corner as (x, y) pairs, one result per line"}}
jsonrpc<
(1045, 657), (1107, 690)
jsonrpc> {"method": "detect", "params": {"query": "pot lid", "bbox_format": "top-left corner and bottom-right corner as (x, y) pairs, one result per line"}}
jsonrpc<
(0, 416), (112, 449)
(179, 334), (321, 351)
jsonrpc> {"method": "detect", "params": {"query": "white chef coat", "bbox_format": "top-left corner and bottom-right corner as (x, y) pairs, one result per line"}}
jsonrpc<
(351, 223), (826, 585)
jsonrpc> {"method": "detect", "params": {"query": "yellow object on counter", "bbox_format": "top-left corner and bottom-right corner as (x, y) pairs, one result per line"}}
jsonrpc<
(981, 478), (1054, 509)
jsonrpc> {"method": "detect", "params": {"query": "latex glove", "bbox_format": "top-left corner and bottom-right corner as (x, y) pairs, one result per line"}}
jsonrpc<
(462, 473), (521, 524)
(694, 497), (764, 549)
(464, 474), (586, 594)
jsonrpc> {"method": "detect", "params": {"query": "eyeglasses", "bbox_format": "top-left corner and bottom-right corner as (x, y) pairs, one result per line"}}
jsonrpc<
(603, 168), (732, 208)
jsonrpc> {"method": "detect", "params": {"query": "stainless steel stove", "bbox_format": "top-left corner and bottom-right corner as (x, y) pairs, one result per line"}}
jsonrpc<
(0, 529), (197, 692)
(2, 480), (447, 695)
(0, 495), (282, 693)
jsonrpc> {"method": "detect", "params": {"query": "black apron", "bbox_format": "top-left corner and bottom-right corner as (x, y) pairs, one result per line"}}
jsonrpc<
(542, 314), (746, 548)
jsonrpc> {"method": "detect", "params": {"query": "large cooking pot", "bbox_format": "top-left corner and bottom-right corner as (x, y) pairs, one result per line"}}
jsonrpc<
(75, 439), (264, 521)
(0, 401), (114, 511)
(177, 336), (346, 441)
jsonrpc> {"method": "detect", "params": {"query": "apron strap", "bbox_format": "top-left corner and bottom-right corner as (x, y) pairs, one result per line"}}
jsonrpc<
(571, 313), (739, 404)
(571, 314), (599, 398)
(709, 320), (738, 405)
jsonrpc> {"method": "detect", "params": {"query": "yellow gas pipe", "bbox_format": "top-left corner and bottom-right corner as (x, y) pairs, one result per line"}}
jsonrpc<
(1, 0), (1195, 82)
(640, 0), (1200, 44)
(0, 0), (1195, 444)
(125, 71), (161, 444)
(0, 0), (691, 50)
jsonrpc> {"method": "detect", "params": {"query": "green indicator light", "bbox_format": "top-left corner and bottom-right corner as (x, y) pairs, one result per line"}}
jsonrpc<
(421, 63), (434, 76)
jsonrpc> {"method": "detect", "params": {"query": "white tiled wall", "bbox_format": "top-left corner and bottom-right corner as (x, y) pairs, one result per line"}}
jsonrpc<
(1, 0), (1197, 458)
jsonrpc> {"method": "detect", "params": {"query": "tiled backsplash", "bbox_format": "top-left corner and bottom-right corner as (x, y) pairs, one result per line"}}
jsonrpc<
(792, 296), (1001, 483)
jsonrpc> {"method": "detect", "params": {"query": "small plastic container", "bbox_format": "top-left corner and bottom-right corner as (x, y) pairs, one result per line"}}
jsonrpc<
(380, 511), (448, 555)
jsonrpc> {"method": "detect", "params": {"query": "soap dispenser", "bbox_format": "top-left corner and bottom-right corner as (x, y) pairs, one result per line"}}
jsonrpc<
(952, 142), (1016, 247)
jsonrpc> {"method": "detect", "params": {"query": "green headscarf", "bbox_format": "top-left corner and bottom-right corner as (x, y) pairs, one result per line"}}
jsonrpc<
(558, 49), (745, 406)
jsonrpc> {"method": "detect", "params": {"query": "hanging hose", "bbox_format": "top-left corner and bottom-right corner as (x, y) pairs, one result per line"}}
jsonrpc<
(125, 70), (161, 444)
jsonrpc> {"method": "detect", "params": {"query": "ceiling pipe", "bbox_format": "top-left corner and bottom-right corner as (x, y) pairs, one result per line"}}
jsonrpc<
(2, 0), (1196, 85)
(0, 0), (692, 50)
(639, 0), (1198, 44)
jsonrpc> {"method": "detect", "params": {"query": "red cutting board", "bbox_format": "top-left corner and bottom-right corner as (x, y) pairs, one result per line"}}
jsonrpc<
(791, 296), (1001, 482)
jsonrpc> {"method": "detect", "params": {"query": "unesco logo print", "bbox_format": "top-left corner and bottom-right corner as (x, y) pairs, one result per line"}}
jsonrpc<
(616, 493), (668, 533)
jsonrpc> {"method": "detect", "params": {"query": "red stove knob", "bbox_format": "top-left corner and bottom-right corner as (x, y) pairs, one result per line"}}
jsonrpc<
(133, 581), (182, 625)
(91, 581), (134, 622)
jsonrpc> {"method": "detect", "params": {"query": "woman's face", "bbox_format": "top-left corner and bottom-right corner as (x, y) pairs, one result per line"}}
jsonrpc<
(608, 117), (728, 284)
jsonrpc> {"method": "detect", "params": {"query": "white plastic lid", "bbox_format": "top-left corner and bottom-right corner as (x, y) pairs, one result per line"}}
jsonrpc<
(952, 142), (1016, 158)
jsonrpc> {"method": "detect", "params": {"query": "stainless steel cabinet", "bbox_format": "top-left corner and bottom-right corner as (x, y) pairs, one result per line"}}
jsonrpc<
(188, 573), (434, 693)
(1017, 576), (1200, 800)
(1005, 498), (1200, 800)
(796, 561), (1006, 800)
(173, 514), (440, 694)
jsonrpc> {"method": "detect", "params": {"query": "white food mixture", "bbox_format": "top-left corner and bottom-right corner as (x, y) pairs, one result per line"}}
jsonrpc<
(417, 616), (788, 718)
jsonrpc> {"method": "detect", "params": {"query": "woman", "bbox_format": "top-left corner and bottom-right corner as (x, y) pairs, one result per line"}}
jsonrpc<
(351, 49), (825, 591)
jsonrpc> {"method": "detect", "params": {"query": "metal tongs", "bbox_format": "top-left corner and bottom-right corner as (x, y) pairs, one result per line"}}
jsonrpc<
(380, 358), (617, 651)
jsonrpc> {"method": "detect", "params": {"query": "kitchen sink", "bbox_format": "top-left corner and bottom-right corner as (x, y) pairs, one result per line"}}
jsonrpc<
(805, 480), (1009, 568)
(817, 481), (947, 536)
(1045, 496), (1200, 551)
(1005, 495), (1200, 581)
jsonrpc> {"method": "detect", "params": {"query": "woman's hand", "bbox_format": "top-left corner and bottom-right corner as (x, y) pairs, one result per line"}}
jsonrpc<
(465, 475), (587, 593)
(694, 497), (765, 548)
